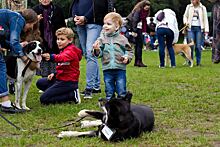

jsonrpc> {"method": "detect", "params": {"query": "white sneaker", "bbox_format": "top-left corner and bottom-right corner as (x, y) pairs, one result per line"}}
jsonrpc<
(38, 90), (44, 93)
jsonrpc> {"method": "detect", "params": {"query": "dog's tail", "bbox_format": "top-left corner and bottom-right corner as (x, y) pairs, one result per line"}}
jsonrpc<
(188, 39), (194, 47)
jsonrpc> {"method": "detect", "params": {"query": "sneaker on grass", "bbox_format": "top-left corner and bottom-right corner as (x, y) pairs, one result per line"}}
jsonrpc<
(0, 102), (25, 114)
(83, 89), (93, 99)
(80, 88), (101, 95)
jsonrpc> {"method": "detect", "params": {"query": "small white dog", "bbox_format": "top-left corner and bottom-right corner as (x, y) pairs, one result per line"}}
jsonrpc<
(15, 41), (43, 110)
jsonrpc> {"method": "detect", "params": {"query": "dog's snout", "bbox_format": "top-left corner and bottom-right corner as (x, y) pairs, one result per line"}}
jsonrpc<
(37, 49), (42, 55)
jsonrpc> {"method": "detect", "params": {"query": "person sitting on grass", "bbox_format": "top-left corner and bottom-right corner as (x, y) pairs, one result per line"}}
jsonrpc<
(36, 27), (82, 105)
(92, 12), (133, 100)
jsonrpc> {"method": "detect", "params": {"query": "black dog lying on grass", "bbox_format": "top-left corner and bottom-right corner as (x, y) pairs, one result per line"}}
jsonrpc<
(58, 92), (155, 141)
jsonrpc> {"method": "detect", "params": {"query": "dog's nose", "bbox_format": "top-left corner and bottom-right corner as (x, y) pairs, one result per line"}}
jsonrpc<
(38, 49), (42, 54)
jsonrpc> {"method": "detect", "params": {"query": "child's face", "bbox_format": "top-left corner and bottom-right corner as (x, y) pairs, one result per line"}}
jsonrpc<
(103, 18), (119, 35)
(56, 35), (72, 49)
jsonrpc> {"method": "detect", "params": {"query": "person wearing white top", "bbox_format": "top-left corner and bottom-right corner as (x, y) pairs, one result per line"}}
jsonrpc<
(154, 8), (179, 68)
(183, 0), (209, 66)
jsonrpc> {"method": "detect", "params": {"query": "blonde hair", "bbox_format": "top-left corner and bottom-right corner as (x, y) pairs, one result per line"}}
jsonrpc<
(104, 12), (123, 28)
(55, 27), (74, 39)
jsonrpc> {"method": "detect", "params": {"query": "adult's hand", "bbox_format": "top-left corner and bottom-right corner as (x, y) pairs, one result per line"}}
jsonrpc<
(74, 15), (86, 25)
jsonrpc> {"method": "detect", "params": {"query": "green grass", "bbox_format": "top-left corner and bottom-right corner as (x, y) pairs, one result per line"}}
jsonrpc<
(1, 49), (220, 147)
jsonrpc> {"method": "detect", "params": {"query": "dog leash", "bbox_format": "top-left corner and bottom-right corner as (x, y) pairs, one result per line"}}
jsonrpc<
(179, 24), (189, 33)
(0, 112), (86, 132)
(21, 58), (32, 77)
(0, 113), (25, 131)
(30, 116), (86, 132)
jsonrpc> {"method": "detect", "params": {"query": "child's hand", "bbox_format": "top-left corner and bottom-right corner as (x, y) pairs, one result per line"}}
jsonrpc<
(121, 56), (129, 64)
(93, 41), (100, 57)
(93, 40), (100, 49)
(42, 53), (50, 61)
(47, 73), (54, 81)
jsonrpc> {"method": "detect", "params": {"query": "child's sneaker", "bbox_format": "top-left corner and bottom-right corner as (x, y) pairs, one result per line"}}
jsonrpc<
(83, 89), (92, 99)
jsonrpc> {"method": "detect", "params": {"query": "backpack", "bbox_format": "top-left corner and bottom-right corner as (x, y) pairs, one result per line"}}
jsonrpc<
(156, 11), (165, 22)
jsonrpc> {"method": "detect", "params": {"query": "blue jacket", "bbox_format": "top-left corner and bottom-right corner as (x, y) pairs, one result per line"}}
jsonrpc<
(70, 0), (114, 25)
(0, 9), (25, 57)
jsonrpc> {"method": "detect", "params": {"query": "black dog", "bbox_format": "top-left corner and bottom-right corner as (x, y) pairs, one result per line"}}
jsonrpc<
(58, 92), (155, 141)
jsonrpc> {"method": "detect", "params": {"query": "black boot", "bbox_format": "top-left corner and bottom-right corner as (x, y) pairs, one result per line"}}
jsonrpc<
(134, 59), (139, 66)
(138, 60), (147, 67)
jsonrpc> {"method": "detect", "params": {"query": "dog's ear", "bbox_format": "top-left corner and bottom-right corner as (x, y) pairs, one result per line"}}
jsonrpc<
(23, 42), (35, 54)
(124, 91), (132, 102)
(98, 98), (108, 107)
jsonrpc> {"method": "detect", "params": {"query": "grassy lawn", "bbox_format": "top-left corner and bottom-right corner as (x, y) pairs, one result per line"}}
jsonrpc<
(1, 49), (220, 147)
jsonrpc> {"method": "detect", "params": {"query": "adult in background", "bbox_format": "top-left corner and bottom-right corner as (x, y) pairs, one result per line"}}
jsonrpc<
(0, 9), (38, 113)
(154, 9), (179, 68)
(208, 0), (220, 63)
(148, 17), (157, 51)
(33, 0), (66, 78)
(183, 0), (209, 66)
(126, 0), (150, 67)
(70, 0), (114, 99)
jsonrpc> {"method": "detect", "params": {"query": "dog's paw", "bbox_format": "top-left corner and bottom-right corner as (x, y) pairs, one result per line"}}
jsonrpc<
(22, 106), (30, 111)
(57, 131), (81, 138)
(78, 109), (90, 117)
(15, 103), (22, 110)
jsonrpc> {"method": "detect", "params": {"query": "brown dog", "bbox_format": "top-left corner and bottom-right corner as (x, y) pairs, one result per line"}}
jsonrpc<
(165, 41), (194, 67)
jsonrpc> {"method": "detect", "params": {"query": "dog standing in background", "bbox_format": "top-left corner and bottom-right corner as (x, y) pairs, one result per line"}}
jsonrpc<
(15, 41), (43, 110)
(165, 41), (194, 67)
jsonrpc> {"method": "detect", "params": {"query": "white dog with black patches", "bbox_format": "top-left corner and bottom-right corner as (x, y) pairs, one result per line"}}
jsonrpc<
(15, 41), (43, 110)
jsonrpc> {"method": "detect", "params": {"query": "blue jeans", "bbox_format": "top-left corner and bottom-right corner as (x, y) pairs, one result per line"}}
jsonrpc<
(0, 52), (8, 97)
(157, 28), (175, 67)
(77, 24), (102, 90)
(103, 69), (126, 100)
(187, 26), (203, 65)
(150, 35), (157, 50)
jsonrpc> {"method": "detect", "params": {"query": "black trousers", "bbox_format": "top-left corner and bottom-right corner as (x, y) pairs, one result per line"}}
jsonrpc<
(134, 29), (144, 62)
(36, 78), (79, 105)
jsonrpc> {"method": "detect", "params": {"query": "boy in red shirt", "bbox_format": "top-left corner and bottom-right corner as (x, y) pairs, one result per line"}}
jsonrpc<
(36, 27), (82, 105)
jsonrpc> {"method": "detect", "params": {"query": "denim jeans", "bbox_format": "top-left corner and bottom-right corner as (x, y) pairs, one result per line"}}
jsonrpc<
(103, 69), (126, 100)
(150, 35), (157, 50)
(0, 52), (8, 97)
(77, 24), (102, 90)
(157, 28), (175, 67)
(187, 26), (203, 65)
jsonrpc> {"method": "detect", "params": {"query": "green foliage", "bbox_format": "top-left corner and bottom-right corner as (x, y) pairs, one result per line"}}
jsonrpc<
(1, 50), (220, 146)
(28, 0), (213, 28)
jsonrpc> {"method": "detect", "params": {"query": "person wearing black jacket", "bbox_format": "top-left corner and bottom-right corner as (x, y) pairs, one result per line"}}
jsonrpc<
(69, 0), (114, 99)
(126, 0), (150, 67)
(32, 0), (66, 77)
